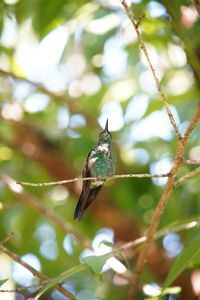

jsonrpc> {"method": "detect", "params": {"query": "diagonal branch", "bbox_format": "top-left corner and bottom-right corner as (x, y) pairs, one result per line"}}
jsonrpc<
(121, 218), (200, 250)
(0, 69), (66, 104)
(0, 244), (75, 300)
(174, 166), (200, 186)
(121, 0), (182, 141)
(183, 159), (200, 165)
(127, 104), (200, 299)
(0, 232), (14, 245)
(0, 174), (90, 248)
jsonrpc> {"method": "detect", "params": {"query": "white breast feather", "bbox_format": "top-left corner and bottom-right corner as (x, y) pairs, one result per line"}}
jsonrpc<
(88, 157), (98, 169)
(97, 143), (109, 152)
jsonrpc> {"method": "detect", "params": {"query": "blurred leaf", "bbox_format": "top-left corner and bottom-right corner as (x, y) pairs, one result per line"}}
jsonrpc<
(144, 285), (181, 298)
(163, 235), (200, 289)
(83, 253), (112, 274)
(76, 289), (99, 300)
(1, 0), (200, 299)
(162, 286), (181, 295)
(100, 241), (114, 248)
(0, 278), (8, 287)
(35, 264), (86, 299)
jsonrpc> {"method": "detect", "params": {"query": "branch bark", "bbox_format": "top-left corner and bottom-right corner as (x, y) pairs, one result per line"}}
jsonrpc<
(121, 218), (200, 250)
(17, 172), (169, 187)
(0, 69), (66, 104)
(120, 1), (200, 297)
(0, 174), (90, 248)
(174, 166), (200, 186)
(0, 244), (75, 300)
(127, 104), (200, 299)
(121, 0), (182, 141)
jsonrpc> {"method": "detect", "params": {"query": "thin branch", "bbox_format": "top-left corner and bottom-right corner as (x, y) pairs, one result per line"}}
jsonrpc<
(0, 244), (75, 300)
(121, 0), (182, 141)
(2, 218), (199, 297)
(0, 174), (90, 248)
(127, 104), (200, 299)
(0, 69), (66, 104)
(0, 284), (47, 297)
(121, 218), (200, 250)
(0, 288), (31, 294)
(183, 159), (200, 165)
(17, 173), (170, 187)
(0, 232), (14, 245)
(182, 111), (200, 145)
(174, 166), (200, 187)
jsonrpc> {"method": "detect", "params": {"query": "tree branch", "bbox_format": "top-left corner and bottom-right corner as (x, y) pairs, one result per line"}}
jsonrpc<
(0, 232), (14, 245)
(121, 218), (200, 250)
(0, 174), (90, 248)
(174, 166), (200, 186)
(0, 69), (66, 104)
(183, 159), (200, 165)
(120, 0), (182, 141)
(127, 104), (200, 299)
(0, 244), (75, 300)
(17, 173), (170, 187)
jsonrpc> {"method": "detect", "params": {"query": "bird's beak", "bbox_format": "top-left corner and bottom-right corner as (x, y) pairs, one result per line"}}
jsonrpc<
(104, 119), (109, 132)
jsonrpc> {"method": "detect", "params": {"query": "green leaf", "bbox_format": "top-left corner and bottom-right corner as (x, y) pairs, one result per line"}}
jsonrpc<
(163, 235), (200, 289)
(144, 285), (181, 297)
(162, 286), (181, 296)
(76, 289), (98, 300)
(100, 240), (114, 248)
(0, 278), (8, 287)
(83, 253), (112, 275)
(35, 264), (86, 300)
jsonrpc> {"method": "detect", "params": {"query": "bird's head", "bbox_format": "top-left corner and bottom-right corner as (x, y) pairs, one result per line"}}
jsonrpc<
(98, 119), (112, 144)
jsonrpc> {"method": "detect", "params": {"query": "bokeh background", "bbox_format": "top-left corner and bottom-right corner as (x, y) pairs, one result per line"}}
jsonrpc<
(0, 0), (200, 299)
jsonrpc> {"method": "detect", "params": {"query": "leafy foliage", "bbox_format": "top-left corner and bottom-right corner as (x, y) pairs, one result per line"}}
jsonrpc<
(164, 234), (200, 289)
(0, 0), (200, 299)
(83, 253), (112, 274)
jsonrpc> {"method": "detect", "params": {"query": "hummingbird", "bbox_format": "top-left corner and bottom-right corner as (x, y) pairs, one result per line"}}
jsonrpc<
(74, 119), (115, 221)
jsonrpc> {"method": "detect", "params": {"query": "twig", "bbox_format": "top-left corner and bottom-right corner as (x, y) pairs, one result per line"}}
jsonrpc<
(0, 174), (90, 248)
(120, 0), (182, 141)
(121, 218), (200, 250)
(0, 69), (66, 104)
(0, 244), (75, 300)
(127, 104), (200, 299)
(17, 173), (169, 187)
(0, 232), (14, 245)
(0, 284), (47, 297)
(183, 159), (200, 165)
(174, 166), (200, 186)
(0, 288), (31, 294)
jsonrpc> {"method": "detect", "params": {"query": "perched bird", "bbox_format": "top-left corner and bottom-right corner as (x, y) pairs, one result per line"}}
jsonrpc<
(74, 119), (115, 221)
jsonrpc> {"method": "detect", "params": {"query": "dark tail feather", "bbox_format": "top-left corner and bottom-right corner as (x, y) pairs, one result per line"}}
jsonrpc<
(74, 185), (103, 221)
(74, 197), (84, 221)
(84, 185), (103, 210)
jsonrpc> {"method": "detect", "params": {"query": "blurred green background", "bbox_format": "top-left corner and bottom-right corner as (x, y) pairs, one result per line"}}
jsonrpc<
(0, 0), (200, 299)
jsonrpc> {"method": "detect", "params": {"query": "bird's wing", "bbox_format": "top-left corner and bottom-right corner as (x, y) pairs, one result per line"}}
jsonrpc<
(74, 151), (93, 220)
(83, 184), (103, 210)
(79, 155), (92, 210)
(80, 149), (104, 211)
